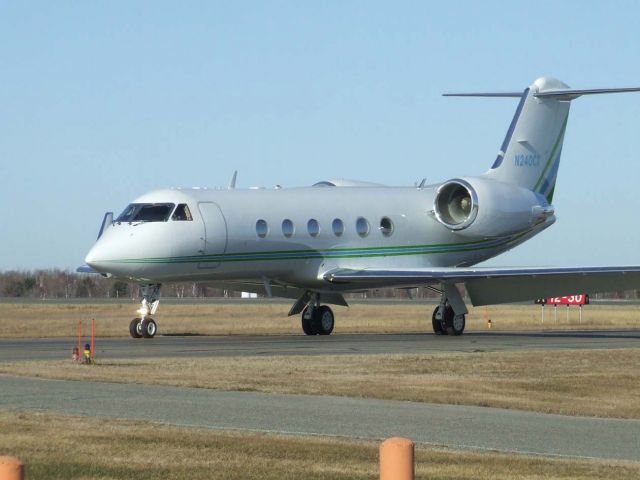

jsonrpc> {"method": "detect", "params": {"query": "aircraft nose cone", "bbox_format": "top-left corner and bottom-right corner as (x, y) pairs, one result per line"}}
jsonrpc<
(85, 243), (107, 271)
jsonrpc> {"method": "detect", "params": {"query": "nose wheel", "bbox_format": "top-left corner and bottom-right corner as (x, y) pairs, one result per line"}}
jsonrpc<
(129, 318), (143, 338)
(129, 283), (162, 338)
(129, 317), (157, 338)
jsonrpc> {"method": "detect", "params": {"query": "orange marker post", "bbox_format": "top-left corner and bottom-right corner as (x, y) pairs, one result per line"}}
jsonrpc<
(0, 456), (25, 480)
(77, 320), (83, 358)
(380, 437), (414, 480)
(91, 318), (95, 360)
(484, 307), (492, 329)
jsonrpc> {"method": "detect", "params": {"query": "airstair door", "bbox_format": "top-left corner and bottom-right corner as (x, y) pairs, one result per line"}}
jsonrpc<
(198, 202), (227, 269)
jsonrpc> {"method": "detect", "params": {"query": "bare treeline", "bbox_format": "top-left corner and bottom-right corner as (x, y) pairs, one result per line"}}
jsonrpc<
(0, 270), (234, 300)
(1, 270), (638, 301)
(0, 270), (439, 300)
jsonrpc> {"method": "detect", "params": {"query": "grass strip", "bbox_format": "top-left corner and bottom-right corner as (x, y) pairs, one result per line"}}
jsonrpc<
(0, 302), (638, 337)
(1, 410), (638, 480)
(2, 349), (639, 418)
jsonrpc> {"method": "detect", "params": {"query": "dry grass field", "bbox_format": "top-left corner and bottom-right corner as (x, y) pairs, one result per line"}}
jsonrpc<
(1, 410), (638, 480)
(2, 348), (639, 418)
(0, 301), (638, 337)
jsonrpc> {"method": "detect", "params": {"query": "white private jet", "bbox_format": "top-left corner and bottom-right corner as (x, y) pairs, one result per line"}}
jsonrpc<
(80, 76), (640, 339)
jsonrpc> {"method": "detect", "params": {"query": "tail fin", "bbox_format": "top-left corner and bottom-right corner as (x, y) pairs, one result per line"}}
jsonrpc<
(445, 77), (640, 203)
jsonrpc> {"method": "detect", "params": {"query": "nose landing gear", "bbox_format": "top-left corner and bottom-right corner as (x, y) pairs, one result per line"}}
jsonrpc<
(129, 284), (161, 339)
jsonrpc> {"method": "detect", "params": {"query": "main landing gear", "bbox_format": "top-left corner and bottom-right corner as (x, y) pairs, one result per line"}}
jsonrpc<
(431, 303), (465, 335)
(301, 304), (335, 335)
(430, 285), (467, 336)
(129, 284), (161, 339)
(288, 291), (342, 336)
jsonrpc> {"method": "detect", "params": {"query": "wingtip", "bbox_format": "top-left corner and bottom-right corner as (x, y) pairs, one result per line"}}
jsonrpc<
(76, 264), (99, 274)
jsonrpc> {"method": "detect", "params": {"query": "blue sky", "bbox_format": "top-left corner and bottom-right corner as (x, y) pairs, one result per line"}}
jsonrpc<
(2, 1), (640, 270)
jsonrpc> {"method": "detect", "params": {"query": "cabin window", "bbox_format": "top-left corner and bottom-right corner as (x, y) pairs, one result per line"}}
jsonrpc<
(282, 219), (294, 238)
(332, 218), (344, 237)
(116, 203), (175, 223)
(380, 217), (393, 237)
(172, 204), (193, 221)
(307, 219), (320, 237)
(356, 217), (370, 237)
(256, 219), (269, 238)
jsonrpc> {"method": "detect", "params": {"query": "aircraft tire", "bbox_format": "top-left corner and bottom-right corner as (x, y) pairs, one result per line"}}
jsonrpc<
(141, 317), (157, 338)
(444, 311), (465, 336)
(431, 307), (445, 335)
(315, 306), (334, 335)
(129, 318), (143, 339)
(301, 307), (315, 335)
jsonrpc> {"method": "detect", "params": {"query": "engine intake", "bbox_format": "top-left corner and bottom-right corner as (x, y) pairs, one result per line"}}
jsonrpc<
(434, 179), (478, 230)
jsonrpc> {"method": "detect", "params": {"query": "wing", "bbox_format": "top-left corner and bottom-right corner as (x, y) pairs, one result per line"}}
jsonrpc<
(76, 264), (100, 274)
(324, 266), (640, 306)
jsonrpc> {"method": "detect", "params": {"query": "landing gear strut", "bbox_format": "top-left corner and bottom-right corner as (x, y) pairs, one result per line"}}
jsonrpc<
(130, 284), (161, 339)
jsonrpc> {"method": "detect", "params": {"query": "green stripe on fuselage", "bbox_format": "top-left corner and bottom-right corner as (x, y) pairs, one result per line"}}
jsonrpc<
(104, 232), (532, 265)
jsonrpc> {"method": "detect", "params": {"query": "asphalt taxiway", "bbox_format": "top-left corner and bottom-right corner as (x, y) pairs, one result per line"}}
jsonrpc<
(1, 374), (639, 461)
(0, 329), (638, 362)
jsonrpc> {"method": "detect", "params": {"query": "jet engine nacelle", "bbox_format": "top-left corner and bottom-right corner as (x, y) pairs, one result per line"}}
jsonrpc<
(433, 177), (554, 237)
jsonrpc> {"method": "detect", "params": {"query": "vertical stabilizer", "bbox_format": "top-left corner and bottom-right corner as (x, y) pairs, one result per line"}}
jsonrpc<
(482, 77), (571, 202)
(445, 77), (640, 203)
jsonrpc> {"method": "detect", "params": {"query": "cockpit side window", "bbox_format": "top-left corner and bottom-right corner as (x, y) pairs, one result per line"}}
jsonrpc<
(116, 204), (138, 223)
(172, 204), (193, 221)
(115, 203), (175, 223)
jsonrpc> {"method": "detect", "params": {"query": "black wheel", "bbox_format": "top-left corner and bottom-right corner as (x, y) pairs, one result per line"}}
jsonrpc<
(129, 318), (142, 338)
(440, 305), (465, 336)
(447, 313), (465, 336)
(141, 317), (157, 338)
(314, 306), (334, 335)
(431, 307), (445, 335)
(301, 307), (315, 335)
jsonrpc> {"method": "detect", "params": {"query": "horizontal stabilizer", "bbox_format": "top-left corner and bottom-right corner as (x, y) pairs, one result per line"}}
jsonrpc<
(443, 92), (522, 98)
(534, 87), (640, 100)
(444, 87), (640, 101)
(324, 266), (640, 306)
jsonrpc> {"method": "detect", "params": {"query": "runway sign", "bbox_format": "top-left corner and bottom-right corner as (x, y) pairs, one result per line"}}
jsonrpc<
(535, 295), (589, 305)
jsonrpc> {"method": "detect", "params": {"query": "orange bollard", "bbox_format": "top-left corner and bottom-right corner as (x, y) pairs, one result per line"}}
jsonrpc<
(91, 318), (95, 359)
(380, 437), (414, 480)
(77, 320), (83, 357)
(0, 456), (24, 480)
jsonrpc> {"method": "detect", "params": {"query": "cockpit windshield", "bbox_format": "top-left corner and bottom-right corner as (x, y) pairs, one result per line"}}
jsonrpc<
(116, 203), (175, 223)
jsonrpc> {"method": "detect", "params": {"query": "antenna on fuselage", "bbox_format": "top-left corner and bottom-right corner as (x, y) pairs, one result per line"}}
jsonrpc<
(228, 170), (238, 189)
